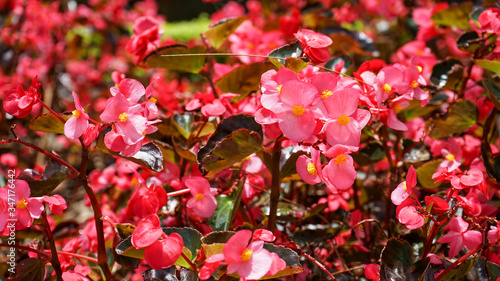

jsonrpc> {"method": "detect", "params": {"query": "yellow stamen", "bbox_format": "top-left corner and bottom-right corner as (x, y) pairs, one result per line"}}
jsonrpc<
(334, 154), (347, 165)
(72, 110), (81, 118)
(321, 90), (333, 99)
(195, 193), (204, 200)
(17, 198), (28, 209)
(446, 154), (455, 161)
(307, 162), (317, 176)
(292, 105), (305, 116)
(403, 181), (407, 191)
(394, 104), (403, 113)
(411, 81), (419, 88)
(277, 85), (282, 94)
(337, 114), (350, 125)
(149, 97), (157, 104)
(417, 66), (423, 73)
(383, 83), (392, 93)
(131, 178), (138, 187)
(241, 249), (253, 262)
(119, 113), (128, 122)
(142, 130), (147, 136)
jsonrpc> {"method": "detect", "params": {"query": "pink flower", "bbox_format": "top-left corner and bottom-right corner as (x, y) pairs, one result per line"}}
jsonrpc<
(488, 225), (500, 243)
(396, 198), (424, 229)
(438, 138), (462, 172)
(0, 180), (43, 230)
(294, 29), (332, 64)
(252, 229), (276, 242)
(424, 196), (449, 216)
(184, 176), (217, 218)
(391, 165), (417, 206)
(125, 175), (168, 219)
(478, 8), (500, 35)
(296, 148), (322, 184)
(223, 230), (273, 280)
(363, 264), (380, 281)
(144, 232), (184, 270)
(126, 16), (163, 63)
(132, 214), (163, 249)
(322, 145), (357, 193)
(3, 77), (41, 118)
(64, 91), (90, 139)
(437, 216), (482, 258)
(42, 194), (67, 215)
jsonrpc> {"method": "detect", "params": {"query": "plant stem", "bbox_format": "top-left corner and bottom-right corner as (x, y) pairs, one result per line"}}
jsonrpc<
(0, 243), (51, 260)
(41, 211), (63, 281)
(78, 146), (114, 280)
(267, 139), (282, 232)
(181, 252), (197, 272)
(302, 252), (337, 280)
(167, 188), (191, 197)
(381, 128), (397, 234)
(39, 99), (66, 124)
(46, 250), (98, 263)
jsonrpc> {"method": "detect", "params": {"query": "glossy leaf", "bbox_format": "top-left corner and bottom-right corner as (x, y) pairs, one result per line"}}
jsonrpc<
(201, 231), (235, 245)
(431, 2), (472, 30)
(18, 160), (70, 197)
(207, 195), (233, 231)
(475, 59), (500, 75)
(8, 258), (46, 281)
(29, 112), (71, 134)
(416, 160), (443, 189)
(430, 59), (463, 91)
(483, 79), (500, 111)
(427, 99), (477, 139)
(457, 31), (482, 53)
(284, 57), (309, 73)
(142, 45), (207, 73)
(487, 259), (500, 280)
(439, 252), (480, 281)
(96, 134), (164, 172)
(216, 61), (276, 102)
(325, 55), (352, 74)
(268, 42), (302, 66)
(116, 223), (136, 239)
(403, 144), (431, 166)
(203, 17), (247, 49)
(380, 238), (413, 280)
(162, 227), (203, 262)
(411, 258), (430, 281)
(261, 243), (304, 279)
(115, 236), (145, 259)
(142, 266), (178, 281)
(197, 114), (263, 176)
(280, 151), (306, 180)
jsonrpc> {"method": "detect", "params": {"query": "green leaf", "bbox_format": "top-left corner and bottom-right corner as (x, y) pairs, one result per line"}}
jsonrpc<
(457, 31), (482, 53)
(96, 134), (164, 172)
(402, 93), (447, 121)
(18, 160), (70, 197)
(216, 61), (276, 102)
(324, 55), (352, 74)
(201, 243), (226, 259)
(115, 236), (145, 259)
(483, 79), (500, 111)
(174, 247), (194, 268)
(431, 2), (472, 30)
(268, 42), (302, 66)
(201, 231), (235, 244)
(280, 151), (307, 180)
(427, 99), (477, 139)
(411, 258), (430, 281)
(116, 223), (136, 239)
(487, 260), (500, 280)
(416, 159), (443, 189)
(203, 17), (247, 50)
(207, 195), (233, 231)
(29, 112), (70, 134)
(471, 7), (486, 23)
(292, 222), (343, 246)
(142, 266), (178, 281)
(162, 14), (211, 41)
(162, 227), (203, 262)
(173, 137), (197, 161)
(380, 238), (413, 280)
(475, 59), (500, 75)
(261, 244), (303, 279)
(284, 57), (309, 73)
(430, 59), (463, 91)
(7, 258), (46, 281)
(197, 114), (263, 176)
(142, 45), (207, 73)
(439, 253), (480, 281)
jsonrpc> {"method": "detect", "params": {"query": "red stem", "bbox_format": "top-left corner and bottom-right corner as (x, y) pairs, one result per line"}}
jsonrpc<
(302, 252), (337, 280)
(181, 251), (197, 272)
(0, 243), (51, 259)
(167, 188), (191, 197)
(45, 250), (99, 264)
(39, 100), (66, 124)
(41, 212), (63, 281)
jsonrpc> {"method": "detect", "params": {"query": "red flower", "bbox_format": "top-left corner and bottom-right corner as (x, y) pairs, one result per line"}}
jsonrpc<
(294, 29), (332, 64)
(3, 76), (41, 118)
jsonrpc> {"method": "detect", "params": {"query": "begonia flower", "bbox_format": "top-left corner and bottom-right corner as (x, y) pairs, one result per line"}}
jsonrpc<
(322, 145), (357, 193)
(294, 29), (332, 64)
(131, 214), (163, 249)
(184, 176), (217, 218)
(438, 138), (463, 172)
(396, 198), (424, 229)
(3, 76), (41, 118)
(391, 165), (417, 206)
(437, 216), (482, 258)
(125, 177), (168, 219)
(296, 148), (323, 184)
(363, 264), (380, 281)
(64, 91), (90, 139)
(42, 194), (67, 215)
(0, 179), (43, 230)
(144, 232), (183, 270)
(424, 196), (449, 216)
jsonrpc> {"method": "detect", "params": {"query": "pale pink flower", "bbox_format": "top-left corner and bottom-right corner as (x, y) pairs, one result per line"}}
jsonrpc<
(64, 91), (90, 139)
(322, 145), (357, 193)
(438, 138), (462, 172)
(438, 216), (482, 257)
(184, 176), (217, 218)
(391, 165), (417, 206)
(0, 180), (43, 230)
(488, 225), (500, 243)
(296, 148), (322, 184)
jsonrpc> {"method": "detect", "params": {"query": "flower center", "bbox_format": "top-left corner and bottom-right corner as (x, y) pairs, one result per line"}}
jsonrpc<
(383, 83), (392, 93)
(393, 104), (403, 113)
(446, 154), (455, 161)
(417, 66), (423, 73)
(277, 85), (282, 94)
(119, 112), (128, 122)
(411, 81), (419, 88)
(131, 178), (138, 187)
(149, 97), (157, 104)
(307, 162), (317, 176)
(292, 105), (305, 116)
(403, 181), (407, 191)
(240, 249), (253, 262)
(195, 193), (204, 200)
(142, 130), (147, 136)
(17, 198), (28, 209)
(72, 110), (81, 118)
(321, 90), (332, 99)
(337, 114), (350, 125)
(334, 154), (347, 165)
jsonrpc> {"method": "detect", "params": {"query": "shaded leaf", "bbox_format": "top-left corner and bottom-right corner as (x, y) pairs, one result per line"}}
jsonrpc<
(427, 99), (477, 139)
(431, 2), (472, 30)
(261, 244), (303, 279)
(324, 55), (352, 74)
(115, 236), (145, 259)
(268, 42), (302, 66)
(280, 151), (307, 180)
(411, 258), (430, 281)
(322, 27), (377, 55)
(143, 266), (178, 281)
(173, 137), (197, 161)
(439, 252), (480, 281)
(180, 268), (198, 281)
(402, 93), (447, 121)
(143, 45), (207, 73)
(475, 59), (500, 75)
(487, 260), (500, 280)
(380, 238), (413, 280)
(352, 142), (386, 167)
(173, 113), (195, 139)
(116, 223), (136, 239)
(403, 144), (431, 166)
(292, 222), (343, 246)
(483, 79), (500, 111)
(207, 195), (233, 231)
(457, 31), (482, 53)
(216, 61), (276, 102)
(29, 112), (71, 134)
(430, 59), (463, 91)
(18, 159), (70, 197)
(203, 17), (247, 49)
(7, 258), (45, 281)
(416, 159), (443, 189)
(162, 227), (203, 262)
(197, 115), (263, 176)
(201, 243), (226, 259)
(96, 134), (164, 172)
(471, 7), (486, 23)
(191, 120), (216, 139)
(201, 231), (236, 244)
